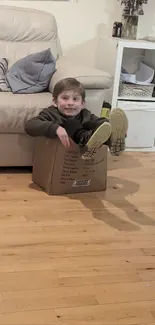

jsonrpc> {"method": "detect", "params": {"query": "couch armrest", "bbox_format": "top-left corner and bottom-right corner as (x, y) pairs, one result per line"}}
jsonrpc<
(49, 56), (113, 92)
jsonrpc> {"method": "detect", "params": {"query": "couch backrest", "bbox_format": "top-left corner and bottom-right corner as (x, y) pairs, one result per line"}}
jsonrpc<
(0, 5), (62, 67)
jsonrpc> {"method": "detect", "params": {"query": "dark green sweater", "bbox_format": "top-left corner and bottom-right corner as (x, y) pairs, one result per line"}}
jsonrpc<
(25, 105), (106, 138)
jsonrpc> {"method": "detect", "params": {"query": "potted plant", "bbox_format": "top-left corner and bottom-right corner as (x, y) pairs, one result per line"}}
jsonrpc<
(118, 0), (148, 39)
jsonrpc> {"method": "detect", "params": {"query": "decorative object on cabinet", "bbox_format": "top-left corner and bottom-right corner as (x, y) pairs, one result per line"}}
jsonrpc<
(118, 0), (149, 39)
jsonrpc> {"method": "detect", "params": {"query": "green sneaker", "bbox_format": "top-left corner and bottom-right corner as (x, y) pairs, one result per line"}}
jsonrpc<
(109, 108), (128, 156)
(81, 122), (111, 160)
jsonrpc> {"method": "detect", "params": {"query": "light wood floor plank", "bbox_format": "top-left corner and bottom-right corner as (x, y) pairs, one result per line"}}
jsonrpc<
(0, 152), (155, 325)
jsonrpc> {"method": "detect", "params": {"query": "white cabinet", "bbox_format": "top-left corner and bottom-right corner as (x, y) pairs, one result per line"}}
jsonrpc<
(117, 101), (155, 148)
(111, 39), (155, 151)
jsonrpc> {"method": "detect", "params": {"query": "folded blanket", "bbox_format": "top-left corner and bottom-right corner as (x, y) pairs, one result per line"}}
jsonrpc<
(0, 58), (11, 92)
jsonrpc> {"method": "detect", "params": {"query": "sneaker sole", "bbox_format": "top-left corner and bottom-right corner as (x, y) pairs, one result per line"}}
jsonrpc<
(82, 122), (111, 160)
(109, 108), (128, 155)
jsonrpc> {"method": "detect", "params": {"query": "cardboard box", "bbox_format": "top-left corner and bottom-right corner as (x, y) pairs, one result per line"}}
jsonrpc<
(32, 137), (107, 195)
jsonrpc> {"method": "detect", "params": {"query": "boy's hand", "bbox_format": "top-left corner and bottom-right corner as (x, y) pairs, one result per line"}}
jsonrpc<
(56, 126), (71, 148)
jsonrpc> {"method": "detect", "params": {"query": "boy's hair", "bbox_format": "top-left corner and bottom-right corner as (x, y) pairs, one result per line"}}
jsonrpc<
(53, 77), (85, 101)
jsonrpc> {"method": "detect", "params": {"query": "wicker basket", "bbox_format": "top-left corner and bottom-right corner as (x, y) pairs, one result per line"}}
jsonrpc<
(119, 82), (154, 98)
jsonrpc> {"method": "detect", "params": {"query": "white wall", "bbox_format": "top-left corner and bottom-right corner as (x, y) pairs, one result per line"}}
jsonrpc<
(0, 0), (122, 68)
(0, 0), (154, 68)
(138, 0), (155, 39)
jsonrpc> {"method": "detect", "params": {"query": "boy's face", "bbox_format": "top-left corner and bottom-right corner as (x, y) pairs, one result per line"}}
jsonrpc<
(53, 90), (85, 117)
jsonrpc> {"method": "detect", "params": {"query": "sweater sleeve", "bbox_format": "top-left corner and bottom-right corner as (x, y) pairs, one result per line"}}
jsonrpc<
(24, 108), (59, 138)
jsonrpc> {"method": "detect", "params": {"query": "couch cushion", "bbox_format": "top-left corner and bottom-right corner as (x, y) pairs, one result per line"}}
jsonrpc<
(0, 92), (53, 133)
(0, 41), (60, 68)
(0, 5), (58, 42)
(7, 49), (56, 94)
(0, 6), (62, 67)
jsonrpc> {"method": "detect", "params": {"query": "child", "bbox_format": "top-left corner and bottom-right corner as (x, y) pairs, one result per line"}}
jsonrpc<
(25, 77), (128, 159)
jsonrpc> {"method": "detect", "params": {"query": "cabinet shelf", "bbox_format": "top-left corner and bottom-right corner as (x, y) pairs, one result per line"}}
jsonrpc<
(117, 96), (155, 101)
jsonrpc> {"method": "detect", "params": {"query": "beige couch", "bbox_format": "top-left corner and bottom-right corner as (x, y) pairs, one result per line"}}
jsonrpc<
(0, 5), (112, 166)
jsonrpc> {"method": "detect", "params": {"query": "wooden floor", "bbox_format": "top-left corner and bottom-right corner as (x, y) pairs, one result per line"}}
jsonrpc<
(0, 152), (155, 325)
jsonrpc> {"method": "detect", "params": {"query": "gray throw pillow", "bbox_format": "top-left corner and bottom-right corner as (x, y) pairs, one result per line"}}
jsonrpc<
(6, 48), (56, 94)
